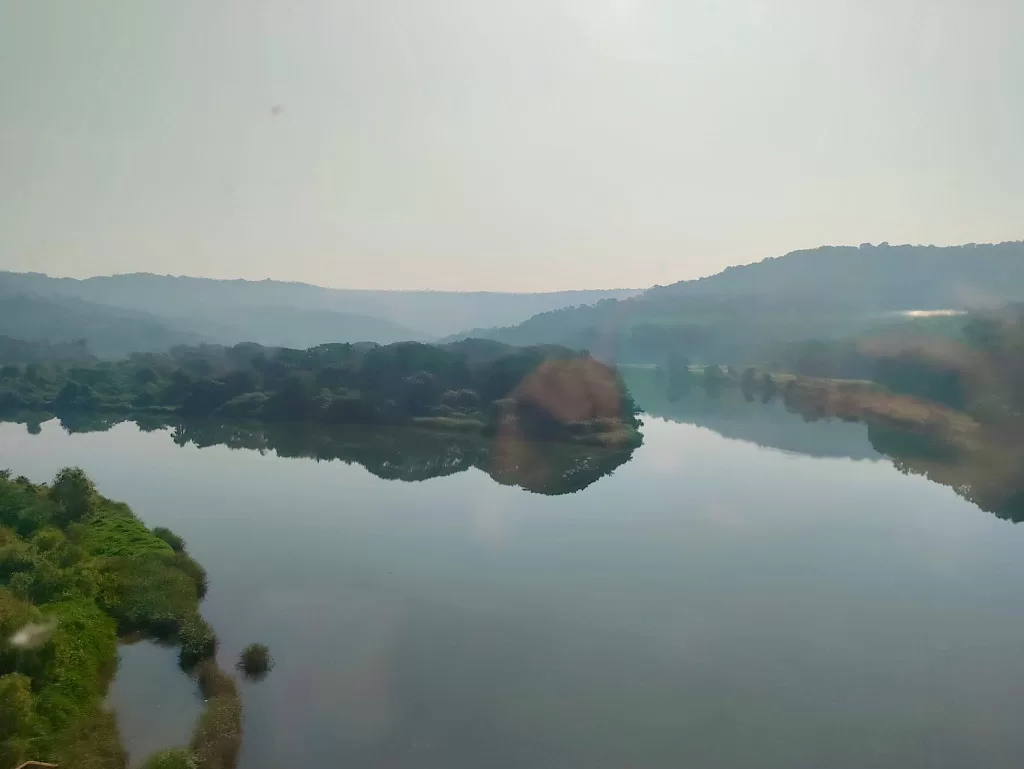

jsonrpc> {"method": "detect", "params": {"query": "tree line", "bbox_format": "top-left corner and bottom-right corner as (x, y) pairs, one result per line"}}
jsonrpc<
(0, 339), (642, 444)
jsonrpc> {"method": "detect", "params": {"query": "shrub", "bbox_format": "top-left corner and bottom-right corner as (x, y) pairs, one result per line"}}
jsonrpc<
(0, 672), (38, 768)
(0, 540), (35, 582)
(52, 708), (127, 769)
(32, 526), (67, 553)
(153, 527), (186, 553)
(170, 552), (208, 600)
(142, 748), (199, 769)
(178, 615), (217, 668)
(236, 643), (274, 679)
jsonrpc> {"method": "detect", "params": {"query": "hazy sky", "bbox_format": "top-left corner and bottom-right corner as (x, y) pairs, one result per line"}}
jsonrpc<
(1, 1), (1021, 291)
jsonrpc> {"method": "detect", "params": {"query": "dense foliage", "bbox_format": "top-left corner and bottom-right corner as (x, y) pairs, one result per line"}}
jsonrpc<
(0, 340), (642, 444)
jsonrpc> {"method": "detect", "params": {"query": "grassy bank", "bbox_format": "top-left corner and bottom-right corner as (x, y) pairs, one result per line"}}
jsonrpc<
(0, 468), (239, 769)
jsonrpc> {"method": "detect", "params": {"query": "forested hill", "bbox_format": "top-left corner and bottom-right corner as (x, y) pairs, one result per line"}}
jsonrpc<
(0, 293), (205, 358)
(647, 241), (1024, 308)
(0, 271), (640, 339)
(451, 241), (1024, 362)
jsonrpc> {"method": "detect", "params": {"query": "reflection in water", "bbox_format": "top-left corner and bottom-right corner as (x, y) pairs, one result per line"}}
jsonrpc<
(7, 402), (1024, 768)
(625, 367), (1024, 523)
(624, 368), (880, 461)
(0, 410), (637, 496)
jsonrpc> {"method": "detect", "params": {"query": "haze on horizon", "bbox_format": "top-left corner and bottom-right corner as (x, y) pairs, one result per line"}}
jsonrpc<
(1, 0), (1021, 293)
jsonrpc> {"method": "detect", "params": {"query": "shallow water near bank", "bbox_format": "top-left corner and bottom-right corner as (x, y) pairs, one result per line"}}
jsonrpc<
(4, 401), (1024, 769)
(107, 641), (202, 766)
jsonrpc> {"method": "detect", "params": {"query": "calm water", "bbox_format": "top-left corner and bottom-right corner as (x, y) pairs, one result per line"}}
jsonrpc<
(3, 392), (1024, 768)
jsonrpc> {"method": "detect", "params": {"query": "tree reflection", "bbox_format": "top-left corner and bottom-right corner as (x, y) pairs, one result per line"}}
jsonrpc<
(625, 365), (1024, 523)
(3, 409), (636, 496)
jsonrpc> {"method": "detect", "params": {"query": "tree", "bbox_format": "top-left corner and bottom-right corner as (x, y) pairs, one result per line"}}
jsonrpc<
(180, 380), (230, 417)
(54, 381), (101, 411)
(219, 369), (258, 397)
(49, 467), (96, 526)
(0, 672), (36, 768)
(263, 375), (317, 421)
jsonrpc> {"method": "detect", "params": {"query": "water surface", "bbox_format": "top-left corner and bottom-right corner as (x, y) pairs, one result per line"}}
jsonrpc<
(3, 402), (1024, 769)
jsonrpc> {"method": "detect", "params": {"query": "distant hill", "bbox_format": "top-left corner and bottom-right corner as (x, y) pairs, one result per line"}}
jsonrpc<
(452, 241), (1024, 362)
(0, 272), (640, 339)
(0, 293), (205, 358)
(646, 241), (1024, 308)
(0, 335), (96, 364)
(160, 304), (432, 349)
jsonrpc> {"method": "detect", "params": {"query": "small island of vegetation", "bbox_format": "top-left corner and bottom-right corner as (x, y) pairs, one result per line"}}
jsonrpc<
(236, 643), (274, 680)
(0, 467), (239, 769)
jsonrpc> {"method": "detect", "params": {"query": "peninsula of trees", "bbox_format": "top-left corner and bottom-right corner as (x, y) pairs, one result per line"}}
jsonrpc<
(0, 340), (643, 447)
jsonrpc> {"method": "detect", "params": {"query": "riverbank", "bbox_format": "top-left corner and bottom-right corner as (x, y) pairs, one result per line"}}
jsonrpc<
(775, 374), (981, 448)
(0, 469), (239, 769)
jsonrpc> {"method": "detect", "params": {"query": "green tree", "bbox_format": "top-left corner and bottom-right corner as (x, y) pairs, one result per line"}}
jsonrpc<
(0, 672), (37, 768)
(49, 467), (96, 527)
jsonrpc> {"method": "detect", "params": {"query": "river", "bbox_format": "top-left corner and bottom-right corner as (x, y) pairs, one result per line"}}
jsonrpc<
(2, 383), (1024, 768)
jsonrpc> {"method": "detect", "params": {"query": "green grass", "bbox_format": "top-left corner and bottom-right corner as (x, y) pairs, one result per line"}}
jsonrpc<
(82, 502), (174, 557)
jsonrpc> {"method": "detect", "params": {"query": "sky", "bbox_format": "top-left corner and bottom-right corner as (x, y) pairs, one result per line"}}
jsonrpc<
(1, 1), (1021, 292)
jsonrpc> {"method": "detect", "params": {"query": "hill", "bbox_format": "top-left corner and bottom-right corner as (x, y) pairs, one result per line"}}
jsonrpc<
(0, 272), (640, 339)
(162, 303), (431, 349)
(647, 241), (1024, 308)
(452, 241), (1024, 362)
(0, 293), (205, 358)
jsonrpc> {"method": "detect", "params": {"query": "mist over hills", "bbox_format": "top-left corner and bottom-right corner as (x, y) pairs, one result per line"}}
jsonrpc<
(4, 241), (1023, 362)
(452, 242), (1024, 362)
(0, 271), (639, 337)
(0, 293), (206, 358)
(647, 241), (1024, 308)
(0, 271), (639, 357)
